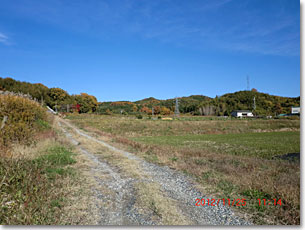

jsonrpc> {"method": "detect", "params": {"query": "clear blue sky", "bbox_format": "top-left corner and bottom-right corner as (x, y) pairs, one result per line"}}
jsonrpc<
(0, 0), (300, 102)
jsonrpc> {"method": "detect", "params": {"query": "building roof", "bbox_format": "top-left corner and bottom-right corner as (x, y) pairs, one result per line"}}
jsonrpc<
(232, 110), (252, 112)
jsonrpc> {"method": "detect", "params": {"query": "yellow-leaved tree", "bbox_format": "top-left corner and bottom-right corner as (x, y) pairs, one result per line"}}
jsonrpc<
(74, 93), (98, 113)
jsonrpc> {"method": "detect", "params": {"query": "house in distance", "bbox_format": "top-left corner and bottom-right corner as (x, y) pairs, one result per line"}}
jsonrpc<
(291, 107), (300, 115)
(231, 110), (254, 118)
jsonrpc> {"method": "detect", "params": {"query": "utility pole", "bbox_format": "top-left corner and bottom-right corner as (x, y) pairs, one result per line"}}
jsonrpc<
(152, 107), (154, 116)
(253, 96), (256, 111)
(175, 97), (180, 117)
(247, 75), (250, 91)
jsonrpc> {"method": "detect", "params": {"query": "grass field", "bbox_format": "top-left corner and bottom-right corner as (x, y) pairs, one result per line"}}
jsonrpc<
(133, 131), (300, 159)
(66, 114), (300, 225)
(66, 114), (299, 137)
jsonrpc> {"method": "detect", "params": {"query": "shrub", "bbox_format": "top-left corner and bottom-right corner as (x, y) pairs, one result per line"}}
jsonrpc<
(0, 94), (47, 149)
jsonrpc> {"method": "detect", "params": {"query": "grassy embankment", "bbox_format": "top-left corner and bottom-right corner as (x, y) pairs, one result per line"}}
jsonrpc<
(0, 94), (86, 224)
(67, 114), (300, 225)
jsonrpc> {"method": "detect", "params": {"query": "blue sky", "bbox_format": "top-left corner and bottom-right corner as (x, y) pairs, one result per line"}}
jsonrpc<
(0, 0), (300, 102)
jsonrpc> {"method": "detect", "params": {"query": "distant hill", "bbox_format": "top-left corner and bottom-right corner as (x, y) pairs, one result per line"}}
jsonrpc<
(216, 90), (300, 116)
(0, 77), (299, 116)
(98, 90), (299, 116)
(97, 94), (212, 115)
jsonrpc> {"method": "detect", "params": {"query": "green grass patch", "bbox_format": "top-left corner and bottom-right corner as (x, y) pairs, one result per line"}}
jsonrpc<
(143, 151), (159, 163)
(51, 198), (65, 208)
(242, 189), (271, 200)
(34, 146), (76, 167)
(36, 119), (51, 130)
(45, 167), (76, 179)
(217, 179), (237, 197)
(0, 145), (77, 224)
(133, 131), (300, 159)
(33, 146), (76, 179)
(169, 157), (178, 162)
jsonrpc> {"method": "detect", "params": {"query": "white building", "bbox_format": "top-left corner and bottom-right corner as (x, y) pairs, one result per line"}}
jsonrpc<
(231, 110), (254, 118)
(291, 107), (300, 114)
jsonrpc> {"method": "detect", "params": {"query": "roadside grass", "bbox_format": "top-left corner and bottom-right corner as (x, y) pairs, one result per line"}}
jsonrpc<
(0, 144), (77, 225)
(36, 119), (52, 131)
(0, 95), (98, 225)
(33, 145), (76, 179)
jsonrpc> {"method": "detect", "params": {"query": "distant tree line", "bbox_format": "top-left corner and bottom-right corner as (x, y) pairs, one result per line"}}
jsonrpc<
(0, 77), (299, 116)
(98, 90), (300, 116)
(0, 77), (98, 113)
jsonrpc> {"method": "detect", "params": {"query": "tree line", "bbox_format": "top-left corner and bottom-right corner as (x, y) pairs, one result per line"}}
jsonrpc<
(0, 77), (98, 113)
(0, 77), (300, 116)
(98, 90), (300, 116)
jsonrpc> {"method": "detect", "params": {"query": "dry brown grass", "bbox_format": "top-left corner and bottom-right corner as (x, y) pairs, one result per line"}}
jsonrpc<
(66, 114), (300, 137)
(135, 182), (191, 225)
(67, 114), (300, 225)
(58, 148), (103, 225)
(111, 137), (300, 225)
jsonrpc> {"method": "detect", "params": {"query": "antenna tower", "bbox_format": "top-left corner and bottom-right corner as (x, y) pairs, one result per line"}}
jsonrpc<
(175, 97), (180, 116)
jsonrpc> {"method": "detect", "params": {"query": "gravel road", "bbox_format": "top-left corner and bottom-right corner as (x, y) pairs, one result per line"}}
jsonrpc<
(58, 119), (251, 225)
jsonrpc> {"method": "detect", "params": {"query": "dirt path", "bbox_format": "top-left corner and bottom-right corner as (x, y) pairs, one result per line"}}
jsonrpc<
(58, 118), (251, 225)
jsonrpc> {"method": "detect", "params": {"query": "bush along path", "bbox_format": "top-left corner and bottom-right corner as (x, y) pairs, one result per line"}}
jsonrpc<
(58, 118), (251, 225)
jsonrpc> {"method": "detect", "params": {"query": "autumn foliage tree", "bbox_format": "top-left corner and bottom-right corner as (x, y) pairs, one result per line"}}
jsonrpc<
(0, 77), (53, 106)
(48, 87), (69, 109)
(74, 93), (98, 113)
(140, 106), (152, 114)
(160, 106), (171, 115)
(132, 105), (138, 112)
